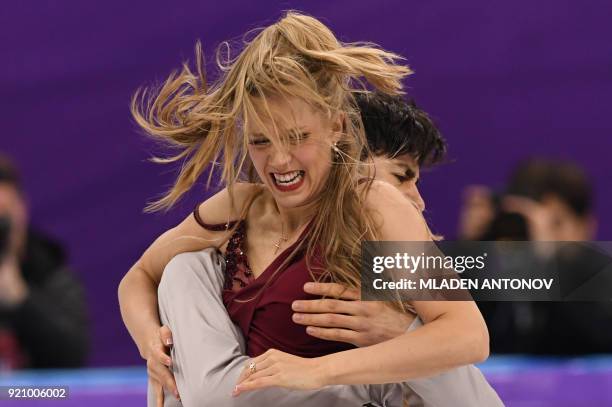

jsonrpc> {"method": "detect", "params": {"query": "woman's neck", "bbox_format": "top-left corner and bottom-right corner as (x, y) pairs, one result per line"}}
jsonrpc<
(277, 203), (317, 234)
(260, 188), (317, 235)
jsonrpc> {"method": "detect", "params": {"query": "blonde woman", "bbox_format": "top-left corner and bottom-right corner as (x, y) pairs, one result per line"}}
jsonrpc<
(119, 12), (497, 406)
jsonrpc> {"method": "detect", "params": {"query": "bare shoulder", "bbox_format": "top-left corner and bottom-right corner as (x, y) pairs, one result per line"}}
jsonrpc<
(363, 179), (407, 207)
(196, 182), (264, 224)
(363, 179), (429, 241)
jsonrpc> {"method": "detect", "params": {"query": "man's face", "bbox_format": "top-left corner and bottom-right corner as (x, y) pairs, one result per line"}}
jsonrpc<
(372, 153), (425, 212)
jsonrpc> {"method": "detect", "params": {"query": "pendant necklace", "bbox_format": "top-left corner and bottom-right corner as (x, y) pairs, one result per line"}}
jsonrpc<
(273, 220), (289, 254)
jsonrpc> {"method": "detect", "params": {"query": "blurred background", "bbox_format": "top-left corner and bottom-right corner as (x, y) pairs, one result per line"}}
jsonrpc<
(2, 0), (611, 405)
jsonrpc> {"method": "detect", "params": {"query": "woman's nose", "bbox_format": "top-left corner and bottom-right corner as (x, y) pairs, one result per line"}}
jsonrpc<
(268, 146), (292, 168)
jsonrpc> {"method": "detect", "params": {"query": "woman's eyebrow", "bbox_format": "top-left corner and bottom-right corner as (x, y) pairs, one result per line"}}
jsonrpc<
(287, 126), (308, 134)
(249, 127), (307, 138)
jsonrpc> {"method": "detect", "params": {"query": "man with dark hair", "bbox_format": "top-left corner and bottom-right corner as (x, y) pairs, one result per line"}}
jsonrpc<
(0, 155), (88, 368)
(358, 92), (446, 167)
(356, 91), (446, 212)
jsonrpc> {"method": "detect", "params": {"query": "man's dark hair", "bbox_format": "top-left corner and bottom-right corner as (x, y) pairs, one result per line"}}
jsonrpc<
(507, 159), (593, 217)
(355, 92), (447, 166)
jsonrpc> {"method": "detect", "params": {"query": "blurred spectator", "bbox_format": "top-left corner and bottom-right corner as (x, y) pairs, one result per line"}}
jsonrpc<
(459, 159), (596, 242)
(0, 155), (88, 369)
(459, 158), (612, 354)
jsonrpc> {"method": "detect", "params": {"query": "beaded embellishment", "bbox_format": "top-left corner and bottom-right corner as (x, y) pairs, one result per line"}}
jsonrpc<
(192, 205), (254, 292)
(222, 221), (255, 291)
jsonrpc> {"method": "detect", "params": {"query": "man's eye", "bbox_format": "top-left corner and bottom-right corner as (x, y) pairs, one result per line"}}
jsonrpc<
(393, 174), (410, 183)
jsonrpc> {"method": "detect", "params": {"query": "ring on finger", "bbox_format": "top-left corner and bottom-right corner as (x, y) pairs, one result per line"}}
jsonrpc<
(248, 361), (256, 374)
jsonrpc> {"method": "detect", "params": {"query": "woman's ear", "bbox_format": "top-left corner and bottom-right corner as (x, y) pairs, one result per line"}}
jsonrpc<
(331, 112), (346, 143)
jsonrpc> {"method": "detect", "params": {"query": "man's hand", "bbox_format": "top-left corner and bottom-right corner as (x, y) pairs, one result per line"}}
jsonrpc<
(146, 325), (179, 406)
(292, 282), (414, 347)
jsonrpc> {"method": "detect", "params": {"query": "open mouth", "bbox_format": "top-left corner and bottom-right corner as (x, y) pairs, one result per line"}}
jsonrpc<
(270, 170), (306, 187)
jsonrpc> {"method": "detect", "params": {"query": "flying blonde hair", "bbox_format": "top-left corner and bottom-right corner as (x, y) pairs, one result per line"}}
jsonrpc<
(132, 11), (412, 305)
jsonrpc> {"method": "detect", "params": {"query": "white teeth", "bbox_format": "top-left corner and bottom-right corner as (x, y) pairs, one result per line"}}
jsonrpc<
(272, 171), (304, 185)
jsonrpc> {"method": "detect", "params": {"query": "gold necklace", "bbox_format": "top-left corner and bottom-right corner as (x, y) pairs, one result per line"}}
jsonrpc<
(273, 221), (289, 254)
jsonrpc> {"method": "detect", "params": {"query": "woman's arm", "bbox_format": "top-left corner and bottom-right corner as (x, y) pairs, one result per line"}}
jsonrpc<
(319, 301), (488, 385)
(234, 181), (489, 393)
(117, 183), (260, 359)
(118, 214), (222, 359)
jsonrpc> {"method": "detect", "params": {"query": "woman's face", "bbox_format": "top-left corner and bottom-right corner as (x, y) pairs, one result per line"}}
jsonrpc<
(245, 95), (340, 210)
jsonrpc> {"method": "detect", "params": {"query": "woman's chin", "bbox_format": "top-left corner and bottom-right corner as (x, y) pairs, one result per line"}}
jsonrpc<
(273, 193), (308, 209)
(270, 187), (314, 210)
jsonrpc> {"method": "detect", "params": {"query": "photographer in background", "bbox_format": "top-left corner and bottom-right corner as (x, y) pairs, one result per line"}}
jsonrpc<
(0, 155), (88, 369)
(459, 159), (596, 242)
(459, 158), (612, 354)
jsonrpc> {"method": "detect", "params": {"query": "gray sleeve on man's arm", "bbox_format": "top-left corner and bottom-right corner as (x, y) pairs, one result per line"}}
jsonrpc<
(152, 248), (403, 407)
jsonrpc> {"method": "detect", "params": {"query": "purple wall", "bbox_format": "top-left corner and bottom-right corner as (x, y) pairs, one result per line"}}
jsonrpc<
(3, 1), (611, 366)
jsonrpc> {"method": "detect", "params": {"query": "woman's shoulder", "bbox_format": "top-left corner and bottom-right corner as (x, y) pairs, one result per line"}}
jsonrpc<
(360, 179), (406, 209)
(362, 179), (429, 240)
(195, 182), (264, 227)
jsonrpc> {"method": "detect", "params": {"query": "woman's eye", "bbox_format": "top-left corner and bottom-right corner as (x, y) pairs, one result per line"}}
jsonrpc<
(289, 132), (310, 143)
(249, 139), (270, 146)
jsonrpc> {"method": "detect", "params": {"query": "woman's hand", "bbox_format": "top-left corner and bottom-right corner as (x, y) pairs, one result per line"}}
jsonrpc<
(232, 349), (328, 396)
(292, 282), (414, 347)
(146, 325), (179, 406)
